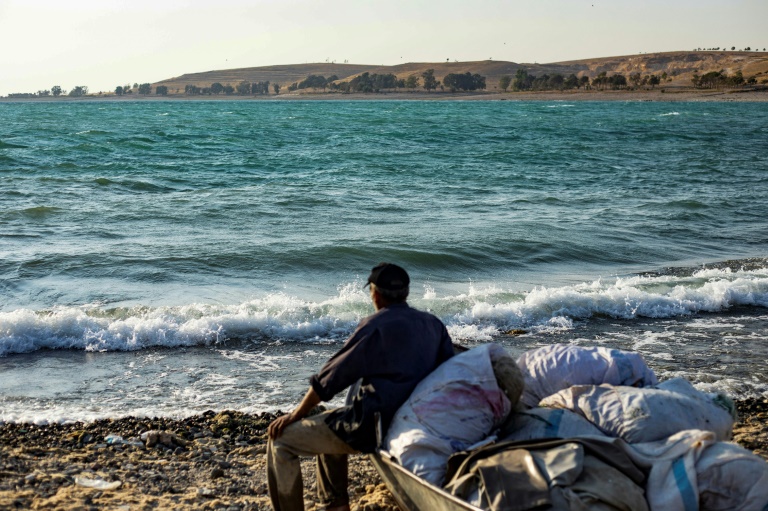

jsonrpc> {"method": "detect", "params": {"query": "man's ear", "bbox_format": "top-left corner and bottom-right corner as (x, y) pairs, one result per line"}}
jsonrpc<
(370, 287), (385, 310)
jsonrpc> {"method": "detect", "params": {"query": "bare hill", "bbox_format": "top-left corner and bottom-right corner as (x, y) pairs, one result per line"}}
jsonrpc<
(546, 51), (768, 86)
(152, 51), (768, 93)
(153, 63), (381, 93)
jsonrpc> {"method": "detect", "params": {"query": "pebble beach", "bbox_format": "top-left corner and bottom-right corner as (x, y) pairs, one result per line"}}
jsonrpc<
(1, 399), (766, 511)
(0, 410), (396, 511)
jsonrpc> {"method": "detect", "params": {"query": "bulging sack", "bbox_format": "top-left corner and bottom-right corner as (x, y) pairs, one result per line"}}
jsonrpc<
(517, 344), (658, 408)
(540, 377), (735, 443)
(386, 344), (518, 485)
(625, 429), (768, 511)
(696, 441), (768, 511)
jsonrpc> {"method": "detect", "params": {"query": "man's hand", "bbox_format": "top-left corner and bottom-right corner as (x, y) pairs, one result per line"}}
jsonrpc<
(267, 387), (322, 440)
(268, 413), (297, 439)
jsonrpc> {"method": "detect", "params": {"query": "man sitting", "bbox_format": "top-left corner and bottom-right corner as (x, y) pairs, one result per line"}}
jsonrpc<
(267, 263), (454, 511)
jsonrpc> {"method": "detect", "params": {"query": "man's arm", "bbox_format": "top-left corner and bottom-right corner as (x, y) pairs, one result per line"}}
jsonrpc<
(267, 386), (322, 439)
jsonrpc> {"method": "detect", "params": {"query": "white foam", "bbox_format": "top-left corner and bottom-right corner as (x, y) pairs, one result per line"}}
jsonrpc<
(1, 266), (767, 355)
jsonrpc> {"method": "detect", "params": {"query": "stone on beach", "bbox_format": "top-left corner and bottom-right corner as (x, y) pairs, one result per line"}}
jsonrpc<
(0, 403), (766, 510)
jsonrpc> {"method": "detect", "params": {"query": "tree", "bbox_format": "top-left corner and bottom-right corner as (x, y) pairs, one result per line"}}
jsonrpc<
(252, 81), (270, 95)
(273, 83), (280, 95)
(333, 81), (351, 93)
(298, 75), (329, 90)
(237, 81), (252, 95)
(474, 73), (486, 90)
(729, 70), (745, 86)
(51, 85), (62, 97)
(610, 74), (627, 90)
(422, 69), (439, 91)
(156, 85), (169, 96)
(405, 74), (420, 89)
(68, 85), (88, 97)
(499, 75), (512, 92)
(648, 75), (660, 89)
(549, 74), (565, 90)
(699, 71), (723, 89)
(442, 73), (460, 92)
(691, 74), (701, 88)
(223, 84), (234, 95)
(443, 72), (486, 92)
(592, 72), (608, 90)
(211, 82), (224, 94)
(513, 69), (531, 91)
(564, 74), (579, 90)
(350, 73), (373, 93)
(347, 72), (399, 92)
(115, 86), (124, 96)
(138, 83), (152, 95)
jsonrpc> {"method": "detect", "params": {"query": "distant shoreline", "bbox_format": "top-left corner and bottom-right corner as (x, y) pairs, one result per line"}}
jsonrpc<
(3, 88), (768, 103)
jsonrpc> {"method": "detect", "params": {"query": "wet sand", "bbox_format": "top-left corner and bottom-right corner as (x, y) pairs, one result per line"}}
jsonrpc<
(1, 399), (766, 510)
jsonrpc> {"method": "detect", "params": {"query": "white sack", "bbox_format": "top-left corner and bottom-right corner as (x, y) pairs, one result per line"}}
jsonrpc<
(696, 441), (768, 511)
(540, 378), (735, 443)
(500, 407), (606, 442)
(624, 429), (768, 511)
(385, 344), (512, 485)
(517, 344), (658, 408)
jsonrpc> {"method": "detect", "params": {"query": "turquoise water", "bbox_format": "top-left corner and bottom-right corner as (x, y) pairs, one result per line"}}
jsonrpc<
(1, 100), (767, 421)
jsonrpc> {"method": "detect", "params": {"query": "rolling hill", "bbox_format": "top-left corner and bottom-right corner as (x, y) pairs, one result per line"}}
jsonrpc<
(152, 51), (768, 93)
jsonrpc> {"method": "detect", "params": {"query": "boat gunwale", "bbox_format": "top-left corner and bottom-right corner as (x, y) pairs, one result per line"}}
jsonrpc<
(369, 449), (484, 511)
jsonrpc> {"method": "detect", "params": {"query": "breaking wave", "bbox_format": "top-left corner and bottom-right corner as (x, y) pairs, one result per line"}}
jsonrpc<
(2, 265), (766, 356)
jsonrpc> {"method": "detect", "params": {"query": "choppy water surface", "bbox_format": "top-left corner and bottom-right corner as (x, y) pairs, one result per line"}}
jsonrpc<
(1, 100), (767, 422)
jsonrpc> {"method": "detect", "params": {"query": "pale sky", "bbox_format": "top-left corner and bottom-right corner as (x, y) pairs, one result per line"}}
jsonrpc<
(1, 0), (766, 96)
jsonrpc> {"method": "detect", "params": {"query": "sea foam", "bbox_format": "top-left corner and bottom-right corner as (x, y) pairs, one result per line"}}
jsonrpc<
(1, 267), (766, 356)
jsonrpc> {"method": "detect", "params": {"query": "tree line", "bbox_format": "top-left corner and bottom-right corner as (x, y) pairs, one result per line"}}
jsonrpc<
(695, 47), (765, 52)
(6, 65), (764, 99)
(499, 68), (763, 92)
(183, 81), (280, 96)
(691, 70), (756, 89)
(281, 69), (485, 93)
(10, 85), (90, 98)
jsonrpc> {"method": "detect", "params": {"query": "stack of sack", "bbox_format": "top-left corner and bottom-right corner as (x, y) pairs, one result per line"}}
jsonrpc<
(509, 344), (767, 511)
(385, 342), (768, 511)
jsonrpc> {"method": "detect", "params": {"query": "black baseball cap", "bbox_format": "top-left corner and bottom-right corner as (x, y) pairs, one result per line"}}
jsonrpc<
(365, 263), (410, 291)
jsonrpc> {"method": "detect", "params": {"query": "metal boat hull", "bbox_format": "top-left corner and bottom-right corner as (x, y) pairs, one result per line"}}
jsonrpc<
(368, 451), (482, 511)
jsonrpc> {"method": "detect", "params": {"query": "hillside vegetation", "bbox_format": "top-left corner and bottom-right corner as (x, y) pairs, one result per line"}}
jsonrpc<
(151, 51), (768, 94)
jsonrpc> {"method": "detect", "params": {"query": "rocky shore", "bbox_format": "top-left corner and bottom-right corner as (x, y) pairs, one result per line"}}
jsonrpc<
(1, 399), (766, 510)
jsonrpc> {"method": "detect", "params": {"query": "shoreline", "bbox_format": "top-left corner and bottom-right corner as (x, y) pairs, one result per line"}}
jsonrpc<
(3, 88), (768, 103)
(2, 399), (766, 510)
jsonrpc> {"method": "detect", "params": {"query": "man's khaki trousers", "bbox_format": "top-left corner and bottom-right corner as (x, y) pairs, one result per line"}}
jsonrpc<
(267, 411), (358, 511)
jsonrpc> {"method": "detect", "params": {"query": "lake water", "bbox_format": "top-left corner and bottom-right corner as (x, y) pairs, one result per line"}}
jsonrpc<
(1, 99), (767, 423)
